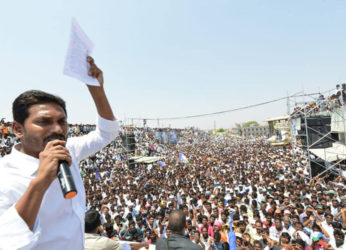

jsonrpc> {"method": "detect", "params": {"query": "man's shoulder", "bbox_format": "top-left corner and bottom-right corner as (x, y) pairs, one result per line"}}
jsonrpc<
(0, 153), (19, 181)
(85, 233), (121, 250)
(156, 237), (169, 250)
(168, 234), (203, 250)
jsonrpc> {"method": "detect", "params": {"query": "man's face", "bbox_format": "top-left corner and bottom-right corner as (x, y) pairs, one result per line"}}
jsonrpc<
(254, 242), (262, 250)
(317, 208), (324, 215)
(14, 103), (68, 158)
(294, 223), (302, 231)
(335, 233), (344, 247)
(326, 215), (333, 225)
(332, 200), (338, 208)
(284, 197), (290, 205)
(281, 236), (290, 244)
(283, 217), (290, 227)
(266, 216), (272, 223)
(202, 217), (208, 226)
(206, 204), (211, 212)
(102, 207), (109, 214)
(202, 228), (208, 238)
(275, 220), (282, 231)
(209, 216), (215, 225)
(255, 222), (263, 233)
(137, 219), (142, 226)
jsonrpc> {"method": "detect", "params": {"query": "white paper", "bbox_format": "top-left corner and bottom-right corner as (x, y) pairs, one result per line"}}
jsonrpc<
(63, 18), (99, 86)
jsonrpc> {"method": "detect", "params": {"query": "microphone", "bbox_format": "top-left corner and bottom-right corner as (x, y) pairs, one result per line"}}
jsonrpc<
(57, 160), (77, 199)
(43, 133), (77, 199)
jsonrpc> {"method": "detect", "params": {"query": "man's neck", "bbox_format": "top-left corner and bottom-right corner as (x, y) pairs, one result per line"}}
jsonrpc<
(171, 230), (185, 236)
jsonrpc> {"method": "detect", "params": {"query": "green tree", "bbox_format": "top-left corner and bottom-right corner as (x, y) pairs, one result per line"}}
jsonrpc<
(216, 128), (225, 133)
(243, 121), (259, 128)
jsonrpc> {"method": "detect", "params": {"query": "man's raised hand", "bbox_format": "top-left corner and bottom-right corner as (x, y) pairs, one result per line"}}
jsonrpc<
(87, 56), (103, 86)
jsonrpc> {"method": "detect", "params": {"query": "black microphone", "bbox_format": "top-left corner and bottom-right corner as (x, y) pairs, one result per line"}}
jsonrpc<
(57, 160), (77, 199)
(43, 133), (77, 199)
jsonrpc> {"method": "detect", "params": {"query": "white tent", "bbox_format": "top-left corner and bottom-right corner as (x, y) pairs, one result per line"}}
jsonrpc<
(309, 142), (346, 162)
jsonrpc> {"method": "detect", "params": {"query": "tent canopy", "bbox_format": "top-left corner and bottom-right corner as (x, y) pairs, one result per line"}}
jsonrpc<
(309, 143), (346, 162)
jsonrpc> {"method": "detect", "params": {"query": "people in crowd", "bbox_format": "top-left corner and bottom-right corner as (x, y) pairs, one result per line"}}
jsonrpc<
(1, 98), (345, 249)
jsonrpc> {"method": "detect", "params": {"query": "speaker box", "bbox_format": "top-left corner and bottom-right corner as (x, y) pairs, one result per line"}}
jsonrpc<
(128, 159), (136, 169)
(310, 160), (327, 178)
(122, 134), (136, 154)
(298, 116), (334, 149)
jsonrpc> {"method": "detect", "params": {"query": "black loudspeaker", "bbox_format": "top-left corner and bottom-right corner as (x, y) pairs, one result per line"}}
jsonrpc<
(310, 160), (326, 178)
(299, 116), (335, 149)
(128, 159), (136, 170)
(122, 134), (136, 154)
(310, 160), (339, 178)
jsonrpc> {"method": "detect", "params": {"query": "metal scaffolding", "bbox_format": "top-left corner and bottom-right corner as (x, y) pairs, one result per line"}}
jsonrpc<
(288, 89), (346, 180)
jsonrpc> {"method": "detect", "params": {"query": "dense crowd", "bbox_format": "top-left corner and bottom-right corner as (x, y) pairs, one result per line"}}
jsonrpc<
(1, 119), (346, 250)
(291, 84), (346, 119)
(79, 126), (346, 249)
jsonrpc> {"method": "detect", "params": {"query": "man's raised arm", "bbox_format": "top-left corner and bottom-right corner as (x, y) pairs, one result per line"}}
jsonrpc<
(86, 56), (115, 121)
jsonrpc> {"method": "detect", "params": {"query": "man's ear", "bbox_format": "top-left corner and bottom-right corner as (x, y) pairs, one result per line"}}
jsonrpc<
(12, 121), (24, 139)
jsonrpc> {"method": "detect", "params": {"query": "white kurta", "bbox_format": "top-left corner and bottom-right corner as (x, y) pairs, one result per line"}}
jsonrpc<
(0, 116), (119, 250)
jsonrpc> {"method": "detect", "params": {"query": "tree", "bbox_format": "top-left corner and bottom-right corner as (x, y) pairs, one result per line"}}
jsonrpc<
(216, 128), (225, 133)
(243, 121), (259, 128)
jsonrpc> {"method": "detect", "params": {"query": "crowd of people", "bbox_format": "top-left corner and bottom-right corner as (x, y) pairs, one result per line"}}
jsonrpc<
(1, 118), (346, 249)
(291, 84), (346, 119)
(79, 125), (346, 249)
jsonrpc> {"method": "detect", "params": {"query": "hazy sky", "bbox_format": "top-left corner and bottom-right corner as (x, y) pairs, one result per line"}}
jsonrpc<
(1, 0), (345, 129)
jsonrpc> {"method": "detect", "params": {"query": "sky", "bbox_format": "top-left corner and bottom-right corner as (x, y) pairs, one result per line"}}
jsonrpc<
(1, 0), (346, 130)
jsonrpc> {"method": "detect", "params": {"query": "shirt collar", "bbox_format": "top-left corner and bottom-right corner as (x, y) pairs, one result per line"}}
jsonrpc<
(11, 143), (39, 176)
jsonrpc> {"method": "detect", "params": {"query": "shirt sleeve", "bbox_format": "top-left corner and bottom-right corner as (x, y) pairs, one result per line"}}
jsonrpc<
(67, 116), (119, 163)
(269, 227), (280, 242)
(120, 242), (131, 250)
(0, 197), (41, 250)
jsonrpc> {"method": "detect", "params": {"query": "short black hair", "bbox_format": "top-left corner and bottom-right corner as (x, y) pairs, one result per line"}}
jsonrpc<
(294, 239), (305, 248)
(168, 209), (186, 234)
(334, 229), (344, 238)
(12, 90), (67, 125)
(214, 232), (221, 242)
(85, 209), (101, 233)
(281, 232), (291, 242)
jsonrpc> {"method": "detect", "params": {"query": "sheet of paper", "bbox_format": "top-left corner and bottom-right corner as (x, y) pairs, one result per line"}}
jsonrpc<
(63, 18), (99, 86)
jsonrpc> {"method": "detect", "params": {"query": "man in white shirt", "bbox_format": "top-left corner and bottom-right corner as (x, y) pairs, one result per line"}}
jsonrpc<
(282, 216), (295, 237)
(321, 213), (334, 241)
(269, 218), (283, 243)
(330, 229), (345, 250)
(0, 57), (119, 250)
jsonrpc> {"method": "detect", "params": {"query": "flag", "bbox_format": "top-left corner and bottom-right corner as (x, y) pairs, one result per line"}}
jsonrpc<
(228, 220), (236, 250)
(110, 170), (113, 180)
(158, 160), (165, 167)
(95, 169), (101, 181)
(179, 152), (189, 163)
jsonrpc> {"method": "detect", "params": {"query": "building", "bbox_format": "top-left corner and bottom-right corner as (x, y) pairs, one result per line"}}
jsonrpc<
(243, 124), (269, 138)
(265, 115), (290, 137)
(231, 127), (241, 136)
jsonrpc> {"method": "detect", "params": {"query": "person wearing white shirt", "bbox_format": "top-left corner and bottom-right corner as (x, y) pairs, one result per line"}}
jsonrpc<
(321, 214), (334, 241)
(0, 57), (119, 250)
(282, 216), (295, 237)
(269, 218), (283, 243)
(329, 229), (345, 250)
